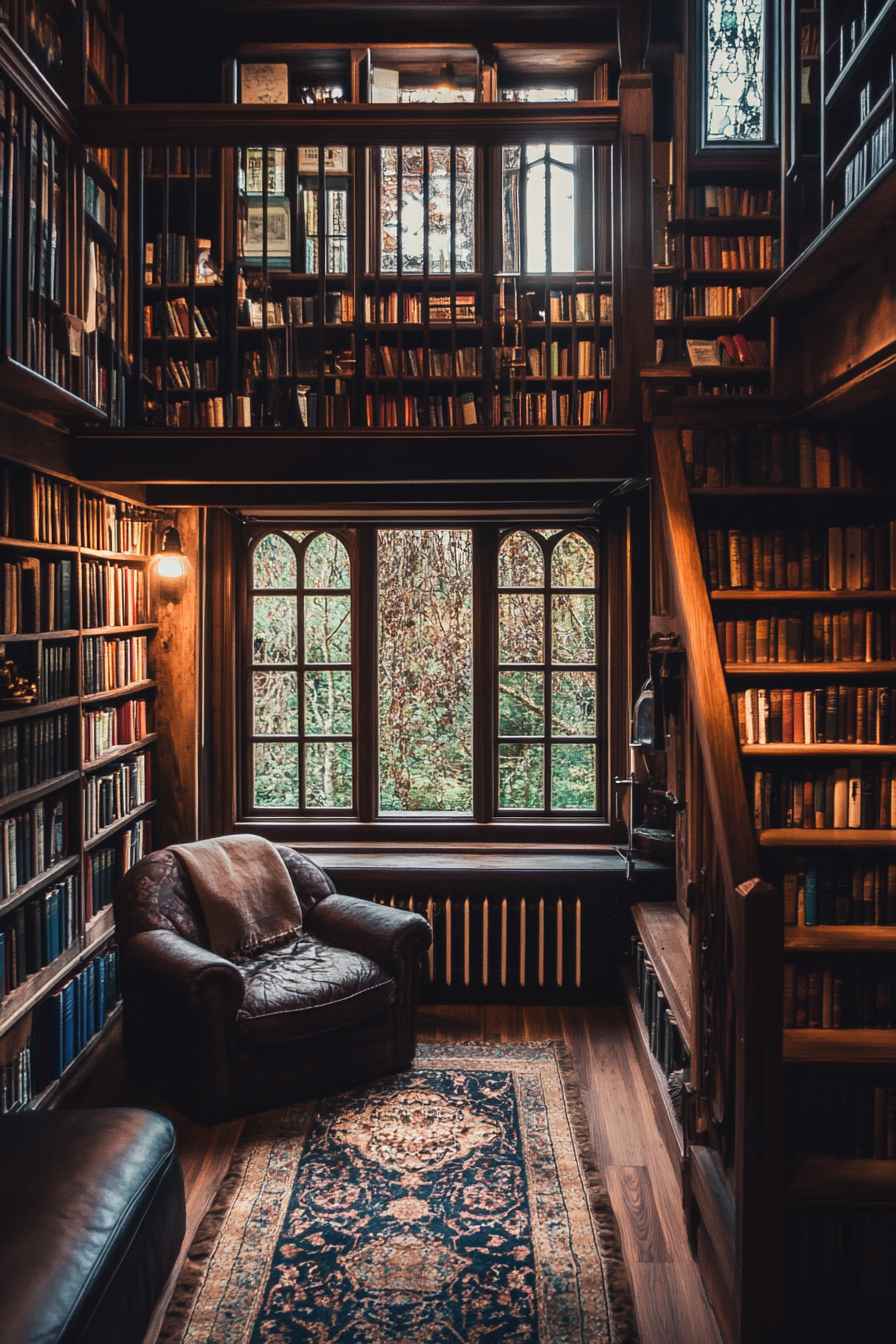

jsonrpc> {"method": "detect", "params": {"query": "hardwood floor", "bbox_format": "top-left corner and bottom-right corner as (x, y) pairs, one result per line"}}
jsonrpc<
(98, 1004), (721, 1344)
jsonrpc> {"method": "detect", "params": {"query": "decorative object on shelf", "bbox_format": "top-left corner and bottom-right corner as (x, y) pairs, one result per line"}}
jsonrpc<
(0, 659), (36, 704)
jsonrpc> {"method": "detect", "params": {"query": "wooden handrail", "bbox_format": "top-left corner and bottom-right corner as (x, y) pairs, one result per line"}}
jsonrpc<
(651, 419), (760, 895)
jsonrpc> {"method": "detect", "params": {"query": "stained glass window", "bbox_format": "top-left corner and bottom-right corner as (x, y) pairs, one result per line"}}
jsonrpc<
(380, 147), (476, 274)
(250, 531), (353, 810)
(706, 0), (766, 143)
(497, 529), (598, 811)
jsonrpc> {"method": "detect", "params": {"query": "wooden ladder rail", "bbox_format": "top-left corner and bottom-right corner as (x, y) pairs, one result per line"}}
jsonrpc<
(651, 419), (783, 1344)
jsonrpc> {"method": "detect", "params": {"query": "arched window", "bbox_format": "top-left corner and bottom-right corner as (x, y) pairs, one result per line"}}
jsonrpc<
(249, 529), (353, 811)
(498, 528), (598, 812)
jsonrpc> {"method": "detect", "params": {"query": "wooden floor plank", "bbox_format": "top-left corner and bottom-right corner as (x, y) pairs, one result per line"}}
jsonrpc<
(605, 1165), (673, 1264)
(629, 1263), (724, 1344)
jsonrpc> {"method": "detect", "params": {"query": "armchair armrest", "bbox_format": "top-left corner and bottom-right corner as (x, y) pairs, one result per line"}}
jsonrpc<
(306, 894), (432, 983)
(123, 930), (245, 1017)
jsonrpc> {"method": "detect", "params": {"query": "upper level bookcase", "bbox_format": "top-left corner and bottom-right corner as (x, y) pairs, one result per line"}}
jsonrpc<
(129, 42), (619, 432)
(0, 0), (126, 106)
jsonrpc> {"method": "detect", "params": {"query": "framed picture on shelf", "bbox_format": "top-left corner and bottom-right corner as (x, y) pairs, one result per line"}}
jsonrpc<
(245, 148), (286, 196)
(298, 146), (349, 174)
(686, 339), (720, 367)
(241, 200), (292, 267)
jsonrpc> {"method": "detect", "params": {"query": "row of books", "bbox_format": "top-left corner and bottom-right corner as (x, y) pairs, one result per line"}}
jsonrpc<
(684, 285), (768, 317)
(144, 235), (216, 287)
(521, 342), (609, 379)
(800, 20), (820, 58)
(365, 345), (483, 377)
(83, 753), (149, 840)
(363, 293), (478, 324)
(716, 608), (894, 665)
(681, 425), (861, 489)
(80, 561), (147, 629)
(82, 634), (149, 696)
(147, 358), (220, 392)
(843, 112), (893, 209)
(0, 798), (67, 901)
(144, 146), (214, 176)
(82, 699), (148, 763)
(86, 9), (121, 96)
(494, 389), (609, 427)
(364, 393), (478, 428)
(687, 185), (780, 217)
(787, 1209), (895, 1301)
(751, 763), (896, 831)
(144, 299), (218, 339)
(1, 1041), (31, 1112)
(33, 943), (120, 1089)
(0, 714), (71, 799)
(698, 526), (896, 592)
(238, 293), (355, 328)
(85, 175), (118, 245)
(84, 819), (150, 920)
(0, 874), (78, 997)
(686, 234), (780, 269)
(1, 557), (73, 633)
(787, 1077), (895, 1160)
(731, 685), (895, 746)
(632, 939), (688, 1078)
(783, 957), (895, 1029)
(80, 496), (154, 555)
(40, 643), (73, 703)
(232, 391), (333, 429)
(158, 397), (229, 428)
(654, 285), (674, 320)
(493, 289), (613, 324)
(0, 467), (72, 545)
(688, 377), (771, 399)
(780, 855), (896, 928)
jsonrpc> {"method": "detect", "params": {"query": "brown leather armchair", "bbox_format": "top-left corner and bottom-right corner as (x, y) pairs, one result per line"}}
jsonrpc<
(113, 845), (432, 1125)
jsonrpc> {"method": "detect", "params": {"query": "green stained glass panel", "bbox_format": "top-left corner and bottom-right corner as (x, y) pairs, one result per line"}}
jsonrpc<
(498, 531), (544, 588)
(551, 532), (594, 587)
(305, 533), (350, 589)
(253, 670), (298, 734)
(499, 670), (544, 736)
(551, 594), (595, 663)
(253, 534), (297, 589)
(499, 593), (544, 663)
(253, 595), (297, 664)
(551, 742), (595, 810)
(254, 741), (299, 807)
(551, 671), (596, 736)
(499, 742), (544, 809)
(305, 670), (352, 736)
(305, 595), (351, 664)
(305, 741), (353, 808)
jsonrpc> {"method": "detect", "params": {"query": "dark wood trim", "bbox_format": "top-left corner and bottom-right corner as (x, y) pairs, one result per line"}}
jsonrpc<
(0, 30), (78, 143)
(78, 101), (618, 147)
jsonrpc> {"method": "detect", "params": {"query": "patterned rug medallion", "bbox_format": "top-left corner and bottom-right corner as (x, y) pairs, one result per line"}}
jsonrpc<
(160, 1042), (638, 1343)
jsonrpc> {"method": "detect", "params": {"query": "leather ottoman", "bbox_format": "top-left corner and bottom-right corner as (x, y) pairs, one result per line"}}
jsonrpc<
(0, 1108), (186, 1344)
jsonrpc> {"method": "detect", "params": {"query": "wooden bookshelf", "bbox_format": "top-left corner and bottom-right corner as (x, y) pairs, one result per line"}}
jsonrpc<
(620, 965), (685, 1174)
(785, 1155), (896, 1205)
(631, 901), (692, 1053)
(784, 925), (896, 953)
(760, 828), (896, 847)
(783, 1027), (896, 1064)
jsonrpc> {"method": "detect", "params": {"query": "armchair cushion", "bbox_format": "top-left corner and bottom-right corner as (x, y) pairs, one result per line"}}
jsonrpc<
(237, 934), (395, 1046)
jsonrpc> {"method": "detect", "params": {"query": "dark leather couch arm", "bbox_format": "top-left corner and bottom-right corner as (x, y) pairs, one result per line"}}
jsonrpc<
(123, 930), (246, 1016)
(306, 894), (432, 983)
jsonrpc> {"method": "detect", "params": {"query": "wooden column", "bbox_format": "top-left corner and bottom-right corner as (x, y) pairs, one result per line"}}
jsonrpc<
(152, 505), (200, 845)
(613, 1), (655, 424)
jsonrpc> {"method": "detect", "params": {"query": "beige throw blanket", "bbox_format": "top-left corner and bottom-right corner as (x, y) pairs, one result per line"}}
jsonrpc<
(169, 835), (302, 960)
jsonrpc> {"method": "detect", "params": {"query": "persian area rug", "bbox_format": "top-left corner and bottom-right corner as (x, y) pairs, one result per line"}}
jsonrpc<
(160, 1041), (638, 1344)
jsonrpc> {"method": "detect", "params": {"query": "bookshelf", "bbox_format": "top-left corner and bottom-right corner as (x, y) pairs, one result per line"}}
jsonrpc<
(783, 1), (823, 261)
(679, 418), (896, 1339)
(0, 458), (160, 1112)
(0, 3), (128, 426)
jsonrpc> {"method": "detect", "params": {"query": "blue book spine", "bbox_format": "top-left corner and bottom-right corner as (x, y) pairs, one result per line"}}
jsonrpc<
(95, 956), (106, 1031)
(61, 982), (75, 1070)
(46, 990), (64, 1081)
(85, 961), (96, 1041)
(804, 867), (819, 926)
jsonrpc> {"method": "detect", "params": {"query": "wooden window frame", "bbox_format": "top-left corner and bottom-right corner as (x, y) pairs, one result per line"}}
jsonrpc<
(237, 517), (624, 844)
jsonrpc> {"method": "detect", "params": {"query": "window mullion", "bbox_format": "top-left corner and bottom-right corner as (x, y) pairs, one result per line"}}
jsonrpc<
(544, 583), (552, 815)
(298, 585), (306, 813)
(473, 525), (495, 822)
(355, 525), (378, 821)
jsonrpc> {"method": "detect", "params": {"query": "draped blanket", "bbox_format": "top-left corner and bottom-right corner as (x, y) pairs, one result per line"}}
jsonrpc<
(169, 835), (302, 960)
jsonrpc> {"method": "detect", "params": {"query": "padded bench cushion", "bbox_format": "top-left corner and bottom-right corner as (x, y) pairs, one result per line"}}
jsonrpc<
(0, 1108), (185, 1344)
(237, 932), (395, 1046)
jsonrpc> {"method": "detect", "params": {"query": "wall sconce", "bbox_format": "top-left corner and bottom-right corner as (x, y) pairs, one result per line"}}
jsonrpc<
(155, 526), (187, 580)
(436, 62), (458, 91)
